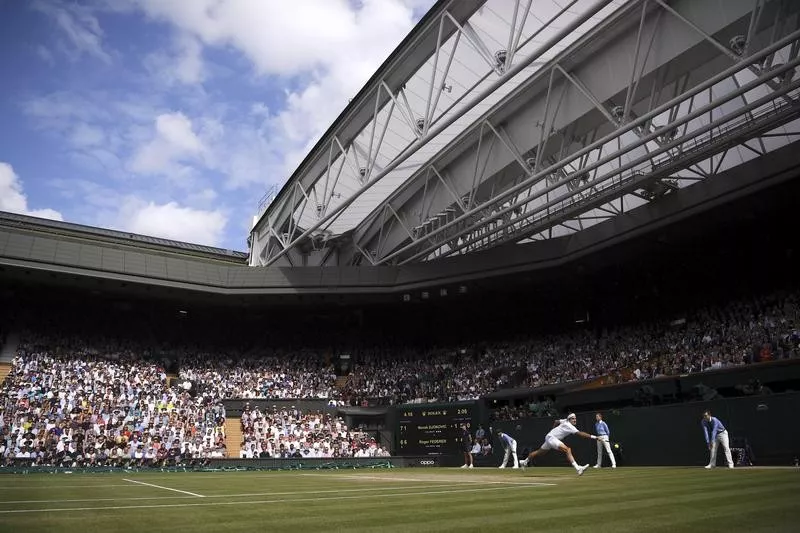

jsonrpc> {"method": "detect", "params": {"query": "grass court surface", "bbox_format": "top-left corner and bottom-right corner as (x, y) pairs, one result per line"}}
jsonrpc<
(0, 467), (797, 532)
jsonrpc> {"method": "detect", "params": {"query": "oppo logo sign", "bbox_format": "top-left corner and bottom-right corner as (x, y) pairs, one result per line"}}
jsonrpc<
(419, 460), (435, 466)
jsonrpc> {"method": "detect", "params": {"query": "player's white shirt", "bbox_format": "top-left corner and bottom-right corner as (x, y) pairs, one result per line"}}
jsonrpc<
(547, 419), (579, 441)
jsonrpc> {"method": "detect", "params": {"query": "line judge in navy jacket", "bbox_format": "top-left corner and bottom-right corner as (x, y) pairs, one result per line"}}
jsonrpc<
(702, 410), (734, 469)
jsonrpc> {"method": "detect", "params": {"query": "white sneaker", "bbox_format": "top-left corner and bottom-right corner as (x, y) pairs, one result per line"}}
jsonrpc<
(512, 465), (519, 469)
(728, 465), (734, 469)
(577, 464), (589, 476)
(460, 464), (467, 469)
(468, 464), (474, 469)
(519, 459), (528, 467)
(704, 465), (713, 469)
(593, 465), (600, 468)
(498, 465), (505, 469)
(611, 465), (617, 469)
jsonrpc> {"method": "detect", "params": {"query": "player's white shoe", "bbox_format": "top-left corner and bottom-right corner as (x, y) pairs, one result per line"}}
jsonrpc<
(468, 464), (474, 469)
(460, 464), (467, 468)
(498, 465), (505, 469)
(593, 465), (600, 468)
(611, 465), (617, 468)
(577, 464), (590, 476)
(704, 465), (713, 469)
(512, 465), (519, 469)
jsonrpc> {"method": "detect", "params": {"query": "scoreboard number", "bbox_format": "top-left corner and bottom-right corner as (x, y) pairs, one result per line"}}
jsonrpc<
(396, 404), (475, 455)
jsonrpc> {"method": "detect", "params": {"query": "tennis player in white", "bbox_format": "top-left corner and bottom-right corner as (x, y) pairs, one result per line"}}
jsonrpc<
(519, 413), (597, 475)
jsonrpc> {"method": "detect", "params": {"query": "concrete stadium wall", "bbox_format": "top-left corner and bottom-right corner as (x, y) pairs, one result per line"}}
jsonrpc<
(487, 359), (800, 407)
(494, 392), (800, 467)
(3, 141), (799, 297)
(556, 359), (800, 411)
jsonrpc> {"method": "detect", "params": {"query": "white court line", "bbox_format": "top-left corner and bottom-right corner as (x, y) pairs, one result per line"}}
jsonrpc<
(0, 485), (539, 514)
(0, 483), (460, 505)
(300, 474), (556, 486)
(122, 478), (205, 498)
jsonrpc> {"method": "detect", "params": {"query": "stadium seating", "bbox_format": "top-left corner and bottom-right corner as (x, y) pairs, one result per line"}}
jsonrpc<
(0, 286), (797, 464)
(237, 405), (388, 459)
(0, 336), (226, 467)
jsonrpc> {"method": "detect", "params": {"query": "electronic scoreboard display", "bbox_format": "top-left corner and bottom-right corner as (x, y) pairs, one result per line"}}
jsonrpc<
(396, 403), (475, 456)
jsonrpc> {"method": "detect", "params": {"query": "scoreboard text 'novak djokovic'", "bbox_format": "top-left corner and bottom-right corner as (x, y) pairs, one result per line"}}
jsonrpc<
(396, 404), (475, 455)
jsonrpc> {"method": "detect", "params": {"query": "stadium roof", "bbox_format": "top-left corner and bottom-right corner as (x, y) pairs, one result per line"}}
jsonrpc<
(252, 0), (630, 257)
(0, 211), (248, 264)
(287, 0), (631, 235)
(250, 0), (800, 268)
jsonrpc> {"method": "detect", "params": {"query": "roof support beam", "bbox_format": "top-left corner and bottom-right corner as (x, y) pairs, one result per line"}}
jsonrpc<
(254, 0), (617, 266)
(400, 58), (800, 262)
(355, 0), (800, 265)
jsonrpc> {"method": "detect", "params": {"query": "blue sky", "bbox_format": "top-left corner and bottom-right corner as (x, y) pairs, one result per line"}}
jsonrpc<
(0, 0), (432, 250)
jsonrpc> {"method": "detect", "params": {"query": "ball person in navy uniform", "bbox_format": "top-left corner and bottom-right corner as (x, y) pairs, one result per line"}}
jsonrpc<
(593, 413), (617, 468)
(460, 423), (474, 469)
(702, 410), (734, 469)
(496, 430), (519, 469)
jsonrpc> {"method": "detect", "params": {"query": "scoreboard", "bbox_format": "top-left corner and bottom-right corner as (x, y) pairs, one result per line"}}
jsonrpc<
(396, 403), (475, 456)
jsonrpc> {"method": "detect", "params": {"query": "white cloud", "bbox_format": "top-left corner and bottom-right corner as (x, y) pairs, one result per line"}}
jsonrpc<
(69, 123), (106, 147)
(133, 0), (359, 76)
(26, 0), (434, 193)
(129, 112), (205, 176)
(0, 162), (63, 221)
(22, 92), (160, 180)
(186, 188), (218, 206)
(33, 0), (112, 64)
(45, 178), (226, 246)
(126, 0), (429, 185)
(173, 36), (205, 84)
(118, 199), (227, 246)
(18, 0), (436, 250)
(145, 34), (205, 85)
(250, 102), (270, 118)
(22, 91), (110, 127)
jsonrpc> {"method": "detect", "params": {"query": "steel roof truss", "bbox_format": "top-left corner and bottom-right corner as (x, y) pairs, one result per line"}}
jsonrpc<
(385, 39), (800, 264)
(433, 67), (800, 259)
(255, 0), (617, 267)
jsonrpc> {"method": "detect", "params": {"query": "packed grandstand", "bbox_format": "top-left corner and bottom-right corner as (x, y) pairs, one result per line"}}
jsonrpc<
(1, 1), (799, 531)
(1, 164), (799, 467)
(1, 278), (797, 466)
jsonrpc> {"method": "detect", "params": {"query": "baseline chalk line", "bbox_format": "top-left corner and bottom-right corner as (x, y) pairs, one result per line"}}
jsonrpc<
(122, 478), (205, 498)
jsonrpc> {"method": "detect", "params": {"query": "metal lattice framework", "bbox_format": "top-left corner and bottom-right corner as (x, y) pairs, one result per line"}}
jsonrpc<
(250, 0), (800, 267)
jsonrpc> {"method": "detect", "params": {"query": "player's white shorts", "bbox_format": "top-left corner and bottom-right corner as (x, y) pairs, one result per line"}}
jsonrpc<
(542, 435), (565, 450)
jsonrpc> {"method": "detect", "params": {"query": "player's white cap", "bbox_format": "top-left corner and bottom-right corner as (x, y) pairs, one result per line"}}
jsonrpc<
(567, 413), (577, 420)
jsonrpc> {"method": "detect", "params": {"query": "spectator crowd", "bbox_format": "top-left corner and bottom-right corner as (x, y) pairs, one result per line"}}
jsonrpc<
(0, 334), (227, 467)
(179, 353), (337, 401)
(238, 404), (389, 459)
(342, 288), (800, 404)
(0, 336), (388, 466)
(1, 287), (798, 465)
